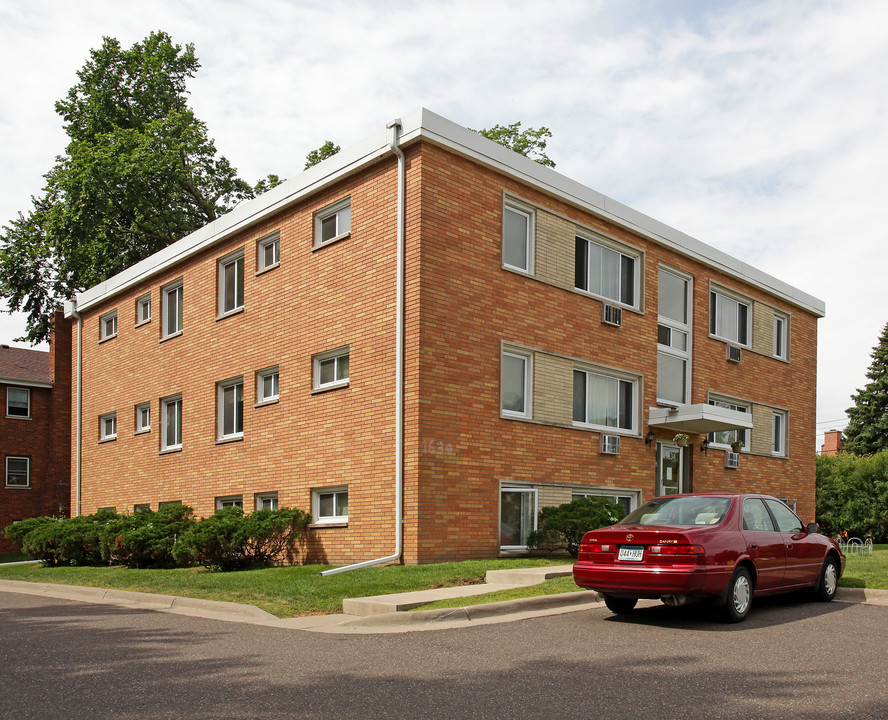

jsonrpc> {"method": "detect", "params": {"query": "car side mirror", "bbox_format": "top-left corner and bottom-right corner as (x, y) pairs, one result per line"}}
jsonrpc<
(806, 522), (820, 534)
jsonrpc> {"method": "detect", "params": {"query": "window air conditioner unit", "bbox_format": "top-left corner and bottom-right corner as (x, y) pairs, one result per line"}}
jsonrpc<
(602, 303), (622, 327)
(726, 345), (742, 363)
(725, 451), (740, 469)
(600, 434), (621, 455)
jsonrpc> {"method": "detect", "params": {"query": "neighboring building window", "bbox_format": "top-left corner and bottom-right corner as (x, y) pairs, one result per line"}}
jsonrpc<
(100, 310), (118, 341)
(313, 347), (350, 390)
(257, 231), (280, 272)
(772, 410), (788, 457)
(256, 492), (278, 511)
(136, 294), (151, 325)
(134, 503), (151, 512)
(573, 368), (636, 433)
(657, 267), (691, 405)
(162, 280), (183, 338)
(6, 387), (30, 418)
(503, 203), (534, 273)
(314, 197), (351, 246)
(709, 288), (750, 346)
(501, 349), (532, 418)
(160, 395), (182, 451)
(216, 496), (243, 510)
(218, 250), (245, 316)
(135, 403), (151, 434)
(99, 412), (117, 442)
(572, 489), (638, 516)
(575, 236), (638, 307)
(313, 486), (349, 524)
(500, 487), (537, 549)
(217, 378), (244, 440)
(5, 457), (30, 487)
(774, 313), (789, 360)
(707, 398), (749, 448)
(256, 366), (279, 404)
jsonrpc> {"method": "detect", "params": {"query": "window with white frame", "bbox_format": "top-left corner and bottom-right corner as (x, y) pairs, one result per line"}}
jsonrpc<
(99, 412), (117, 442)
(501, 349), (532, 418)
(572, 489), (639, 516)
(503, 203), (534, 273)
(709, 287), (750, 346)
(162, 280), (183, 338)
(313, 486), (348, 524)
(160, 395), (182, 451)
(256, 366), (279, 404)
(133, 503), (151, 512)
(135, 403), (151, 434)
(773, 312), (789, 360)
(573, 368), (637, 433)
(100, 310), (118, 341)
(6, 387), (30, 418)
(216, 496), (243, 511)
(257, 231), (280, 272)
(707, 397), (749, 448)
(136, 294), (151, 325)
(772, 410), (788, 456)
(500, 486), (537, 548)
(217, 378), (244, 440)
(5, 456), (30, 487)
(255, 492), (278, 511)
(313, 347), (349, 390)
(657, 267), (691, 405)
(218, 250), (245, 316)
(314, 197), (351, 246)
(575, 235), (639, 307)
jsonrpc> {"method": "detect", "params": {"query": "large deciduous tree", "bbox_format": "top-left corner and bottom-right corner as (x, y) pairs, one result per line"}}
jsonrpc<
(472, 122), (555, 168)
(844, 322), (888, 455)
(0, 31), (278, 343)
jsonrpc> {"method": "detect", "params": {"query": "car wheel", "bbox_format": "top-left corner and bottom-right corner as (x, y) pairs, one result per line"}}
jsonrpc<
(603, 595), (638, 614)
(721, 568), (752, 623)
(814, 556), (839, 602)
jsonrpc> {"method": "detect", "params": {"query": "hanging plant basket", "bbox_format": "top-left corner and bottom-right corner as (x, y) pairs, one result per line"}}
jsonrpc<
(673, 433), (689, 447)
(731, 441), (745, 453)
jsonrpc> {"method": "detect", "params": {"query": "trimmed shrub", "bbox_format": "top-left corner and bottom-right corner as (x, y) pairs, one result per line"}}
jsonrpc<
(98, 504), (196, 569)
(10, 510), (119, 566)
(527, 497), (625, 557)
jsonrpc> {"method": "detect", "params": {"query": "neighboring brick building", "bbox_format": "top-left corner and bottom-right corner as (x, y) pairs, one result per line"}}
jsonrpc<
(1, 313), (72, 553)
(64, 109), (825, 565)
(820, 429), (844, 456)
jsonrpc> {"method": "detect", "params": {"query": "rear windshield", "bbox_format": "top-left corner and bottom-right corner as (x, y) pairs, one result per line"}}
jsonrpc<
(621, 496), (732, 527)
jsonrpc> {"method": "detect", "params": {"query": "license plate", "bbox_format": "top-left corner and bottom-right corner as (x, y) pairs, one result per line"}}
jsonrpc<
(618, 546), (644, 562)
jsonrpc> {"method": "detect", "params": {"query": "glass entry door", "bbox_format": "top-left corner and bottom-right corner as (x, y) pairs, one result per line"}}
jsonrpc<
(657, 443), (687, 495)
(500, 487), (537, 549)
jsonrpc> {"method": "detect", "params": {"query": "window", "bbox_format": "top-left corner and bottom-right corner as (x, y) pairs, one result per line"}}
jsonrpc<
(500, 487), (537, 548)
(100, 310), (118, 341)
(256, 366), (279, 404)
(136, 294), (151, 325)
(257, 231), (280, 272)
(742, 498), (775, 532)
(5, 457), (29, 487)
(314, 198), (351, 246)
(313, 486), (348, 524)
(256, 492), (278, 511)
(99, 412), (117, 442)
(573, 368), (636, 433)
(657, 267), (691, 405)
(134, 503), (151, 513)
(774, 313), (789, 360)
(135, 403), (151, 434)
(709, 288), (750, 346)
(501, 349), (532, 418)
(218, 250), (245, 316)
(657, 442), (688, 495)
(160, 395), (182, 451)
(217, 378), (244, 440)
(313, 347), (350, 390)
(162, 280), (183, 338)
(216, 496), (243, 511)
(503, 203), (533, 273)
(763, 498), (803, 534)
(772, 410), (788, 457)
(573, 489), (638, 516)
(6, 387), (29, 418)
(159, 500), (182, 508)
(575, 236), (638, 307)
(707, 398), (749, 448)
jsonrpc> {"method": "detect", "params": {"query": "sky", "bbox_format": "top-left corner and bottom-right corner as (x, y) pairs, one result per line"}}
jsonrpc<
(1, 0), (886, 448)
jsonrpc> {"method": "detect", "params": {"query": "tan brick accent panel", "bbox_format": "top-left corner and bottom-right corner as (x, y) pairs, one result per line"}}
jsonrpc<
(535, 209), (575, 290)
(750, 404), (773, 455)
(533, 352), (574, 426)
(752, 301), (774, 356)
(538, 484), (572, 509)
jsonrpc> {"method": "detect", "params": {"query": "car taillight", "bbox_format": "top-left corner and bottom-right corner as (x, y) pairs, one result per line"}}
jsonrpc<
(648, 544), (704, 563)
(587, 543), (613, 553)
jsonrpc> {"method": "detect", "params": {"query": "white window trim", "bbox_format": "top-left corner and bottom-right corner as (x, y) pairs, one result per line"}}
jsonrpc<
(217, 249), (245, 317)
(99, 310), (118, 342)
(99, 412), (117, 442)
(501, 347), (533, 419)
(6, 386), (30, 419)
(499, 486), (538, 551)
(572, 365), (640, 435)
(313, 197), (351, 248)
(772, 410), (788, 457)
(502, 201), (535, 274)
(256, 366), (280, 405)
(256, 231), (281, 274)
(255, 492), (279, 511)
(572, 487), (641, 513)
(575, 233), (642, 310)
(216, 495), (243, 511)
(709, 284), (752, 347)
(135, 402), (151, 434)
(312, 485), (349, 525)
(5, 456), (30, 488)
(135, 294), (151, 327)
(161, 279), (183, 339)
(657, 266), (692, 407)
(313, 347), (350, 391)
(773, 312), (790, 360)
(217, 377), (244, 441)
(707, 395), (750, 450)
(160, 394), (183, 452)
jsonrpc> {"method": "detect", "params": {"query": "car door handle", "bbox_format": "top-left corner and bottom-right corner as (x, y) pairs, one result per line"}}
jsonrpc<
(750, 544), (758, 549)
(786, 544), (793, 550)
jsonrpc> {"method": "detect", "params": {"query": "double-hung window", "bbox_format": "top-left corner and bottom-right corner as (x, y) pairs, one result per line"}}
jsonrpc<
(501, 348), (532, 419)
(573, 368), (637, 433)
(773, 313), (789, 360)
(100, 310), (117, 341)
(162, 280), (183, 338)
(217, 378), (244, 440)
(503, 203), (534, 273)
(256, 493), (279, 511)
(99, 412), (117, 442)
(216, 496), (243, 511)
(575, 236), (638, 307)
(6, 456), (29, 487)
(314, 348), (349, 390)
(313, 486), (349, 524)
(135, 403), (151, 434)
(160, 395), (182, 451)
(709, 287), (750, 346)
(314, 198), (351, 247)
(6, 387), (30, 418)
(707, 397), (749, 448)
(257, 231), (280, 272)
(657, 267), (691, 405)
(256, 366), (279, 404)
(136, 294), (151, 326)
(218, 250), (245, 316)
(772, 410), (788, 456)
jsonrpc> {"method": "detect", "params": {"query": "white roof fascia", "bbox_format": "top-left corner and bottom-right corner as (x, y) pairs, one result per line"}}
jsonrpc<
(0, 377), (53, 389)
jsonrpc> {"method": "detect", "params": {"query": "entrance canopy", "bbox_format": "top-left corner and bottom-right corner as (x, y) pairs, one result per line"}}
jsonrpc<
(648, 404), (754, 434)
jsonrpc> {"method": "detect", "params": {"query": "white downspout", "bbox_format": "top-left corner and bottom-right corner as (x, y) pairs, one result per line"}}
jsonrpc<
(65, 299), (83, 517)
(321, 119), (405, 576)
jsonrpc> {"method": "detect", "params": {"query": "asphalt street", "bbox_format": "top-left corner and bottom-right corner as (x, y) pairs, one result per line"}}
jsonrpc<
(2, 590), (886, 720)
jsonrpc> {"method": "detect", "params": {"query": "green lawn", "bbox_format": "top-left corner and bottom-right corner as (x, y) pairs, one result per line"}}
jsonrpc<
(836, 543), (888, 589)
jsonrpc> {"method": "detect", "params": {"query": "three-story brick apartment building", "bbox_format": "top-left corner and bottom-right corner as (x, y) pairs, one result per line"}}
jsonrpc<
(64, 109), (824, 565)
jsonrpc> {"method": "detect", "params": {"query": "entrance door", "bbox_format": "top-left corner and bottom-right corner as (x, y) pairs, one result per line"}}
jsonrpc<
(500, 487), (537, 549)
(657, 443), (687, 495)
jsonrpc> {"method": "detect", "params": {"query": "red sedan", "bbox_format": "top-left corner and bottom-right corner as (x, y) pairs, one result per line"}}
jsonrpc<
(573, 493), (845, 622)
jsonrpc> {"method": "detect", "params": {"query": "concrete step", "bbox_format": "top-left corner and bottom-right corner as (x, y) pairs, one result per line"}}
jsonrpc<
(485, 564), (574, 586)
